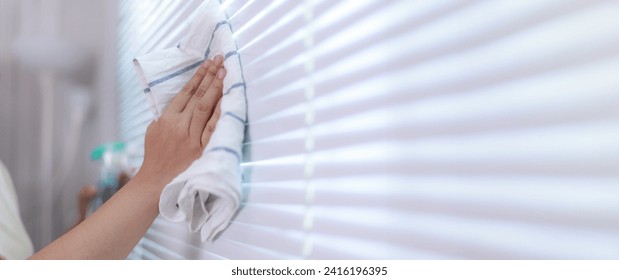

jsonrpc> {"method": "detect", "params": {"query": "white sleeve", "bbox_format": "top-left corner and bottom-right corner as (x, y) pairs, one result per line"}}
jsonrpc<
(0, 160), (34, 259)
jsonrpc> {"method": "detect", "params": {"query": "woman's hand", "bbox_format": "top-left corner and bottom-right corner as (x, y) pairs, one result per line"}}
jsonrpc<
(30, 55), (227, 260)
(137, 55), (227, 187)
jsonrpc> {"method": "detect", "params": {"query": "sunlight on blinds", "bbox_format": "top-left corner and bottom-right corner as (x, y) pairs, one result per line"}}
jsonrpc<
(117, 0), (619, 259)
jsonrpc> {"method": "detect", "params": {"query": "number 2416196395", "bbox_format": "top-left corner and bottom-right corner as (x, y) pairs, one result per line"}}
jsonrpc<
(323, 266), (388, 276)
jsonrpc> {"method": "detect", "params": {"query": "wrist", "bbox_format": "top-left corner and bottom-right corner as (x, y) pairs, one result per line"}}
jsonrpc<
(131, 167), (170, 196)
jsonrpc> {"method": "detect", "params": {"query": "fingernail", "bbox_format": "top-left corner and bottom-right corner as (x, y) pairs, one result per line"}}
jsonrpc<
(214, 55), (224, 65)
(217, 68), (226, 79)
(202, 59), (211, 68)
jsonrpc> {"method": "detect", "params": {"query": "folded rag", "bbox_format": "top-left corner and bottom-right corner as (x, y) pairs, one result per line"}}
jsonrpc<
(133, 0), (246, 242)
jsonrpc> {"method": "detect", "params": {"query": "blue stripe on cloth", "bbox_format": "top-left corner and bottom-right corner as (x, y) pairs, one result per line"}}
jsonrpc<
(224, 112), (245, 123)
(220, 15), (249, 121)
(224, 82), (246, 96)
(224, 50), (239, 60)
(143, 88), (151, 93)
(204, 20), (230, 58)
(207, 146), (241, 162)
(147, 60), (204, 88)
(142, 20), (231, 92)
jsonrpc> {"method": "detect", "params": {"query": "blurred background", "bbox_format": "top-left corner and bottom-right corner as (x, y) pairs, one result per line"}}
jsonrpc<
(1, 0), (619, 259)
(0, 0), (117, 250)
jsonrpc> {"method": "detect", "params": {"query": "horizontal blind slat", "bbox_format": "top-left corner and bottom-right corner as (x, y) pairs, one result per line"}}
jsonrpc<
(116, 0), (619, 259)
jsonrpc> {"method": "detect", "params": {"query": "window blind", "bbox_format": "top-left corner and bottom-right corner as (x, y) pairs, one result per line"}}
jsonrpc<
(117, 0), (619, 259)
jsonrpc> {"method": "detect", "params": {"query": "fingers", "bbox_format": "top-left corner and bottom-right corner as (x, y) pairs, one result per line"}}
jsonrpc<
(202, 98), (222, 147)
(164, 54), (225, 150)
(167, 59), (210, 113)
(184, 55), (224, 116)
(189, 67), (226, 143)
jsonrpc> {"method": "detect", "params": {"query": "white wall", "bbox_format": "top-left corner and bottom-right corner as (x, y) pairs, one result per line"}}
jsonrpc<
(0, 0), (118, 250)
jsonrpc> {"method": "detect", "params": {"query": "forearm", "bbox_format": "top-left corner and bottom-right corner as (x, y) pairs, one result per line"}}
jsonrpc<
(30, 173), (164, 260)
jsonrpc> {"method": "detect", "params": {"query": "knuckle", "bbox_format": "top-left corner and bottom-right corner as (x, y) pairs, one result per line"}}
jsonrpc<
(160, 114), (173, 122)
(194, 87), (207, 97)
(196, 66), (208, 77)
(181, 83), (197, 94)
(196, 100), (212, 112)
(206, 66), (217, 78)
(161, 109), (174, 118)
(188, 94), (201, 105)
(211, 82), (223, 92)
(205, 122), (217, 134)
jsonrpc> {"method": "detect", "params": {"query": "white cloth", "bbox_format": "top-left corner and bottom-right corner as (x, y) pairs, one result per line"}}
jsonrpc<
(0, 160), (34, 259)
(133, 0), (246, 242)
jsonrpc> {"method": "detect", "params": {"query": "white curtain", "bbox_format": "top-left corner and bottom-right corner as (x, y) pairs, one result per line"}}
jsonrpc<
(118, 0), (619, 259)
